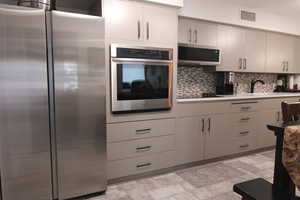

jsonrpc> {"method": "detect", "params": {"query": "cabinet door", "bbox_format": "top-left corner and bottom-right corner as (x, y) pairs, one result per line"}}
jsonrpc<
(285, 35), (295, 73)
(204, 114), (234, 159)
(295, 37), (300, 73)
(193, 20), (218, 47)
(266, 33), (294, 73)
(258, 110), (279, 148)
(294, 37), (300, 73)
(143, 4), (177, 46)
(217, 25), (245, 72)
(107, 0), (143, 42)
(175, 117), (204, 165)
(178, 18), (193, 44)
(244, 29), (266, 73)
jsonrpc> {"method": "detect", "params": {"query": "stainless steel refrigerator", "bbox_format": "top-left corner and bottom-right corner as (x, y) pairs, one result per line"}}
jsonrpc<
(0, 3), (106, 200)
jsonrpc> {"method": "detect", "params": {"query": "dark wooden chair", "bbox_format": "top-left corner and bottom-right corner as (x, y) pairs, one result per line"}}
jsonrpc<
(281, 101), (300, 123)
(233, 101), (300, 200)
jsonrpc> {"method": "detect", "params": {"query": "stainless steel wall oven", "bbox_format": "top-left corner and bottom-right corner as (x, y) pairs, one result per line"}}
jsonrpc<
(111, 44), (173, 113)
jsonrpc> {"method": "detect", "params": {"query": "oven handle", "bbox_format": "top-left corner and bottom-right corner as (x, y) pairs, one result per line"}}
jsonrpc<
(111, 58), (173, 64)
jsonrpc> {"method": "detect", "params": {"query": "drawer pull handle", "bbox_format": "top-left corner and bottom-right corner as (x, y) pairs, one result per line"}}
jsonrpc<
(241, 106), (251, 110)
(240, 117), (251, 122)
(240, 131), (249, 135)
(136, 146), (152, 152)
(136, 163), (152, 168)
(240, 144), (249, 148)
(136, 128), (151, 135)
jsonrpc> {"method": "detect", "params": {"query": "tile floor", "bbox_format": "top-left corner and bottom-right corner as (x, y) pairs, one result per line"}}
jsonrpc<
(90, 150), (276, 200)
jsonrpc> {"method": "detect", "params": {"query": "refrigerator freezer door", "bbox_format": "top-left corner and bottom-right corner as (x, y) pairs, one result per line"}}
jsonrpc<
(0, 5), (52, 200)
(51, 11), (106, 199)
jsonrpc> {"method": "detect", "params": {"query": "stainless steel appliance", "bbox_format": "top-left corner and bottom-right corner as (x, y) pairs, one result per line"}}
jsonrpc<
(178, 43), (221, 66)
(0, 2), (106, 200)
(216, 72), (235, 95)
(111, 44), (173, 113)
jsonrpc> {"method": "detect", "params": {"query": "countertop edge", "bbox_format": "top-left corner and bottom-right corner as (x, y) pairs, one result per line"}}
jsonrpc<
(177, 94), (300, 103)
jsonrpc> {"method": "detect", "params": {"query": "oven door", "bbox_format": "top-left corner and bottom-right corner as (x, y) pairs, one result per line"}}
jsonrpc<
(111, 59), (173, 113)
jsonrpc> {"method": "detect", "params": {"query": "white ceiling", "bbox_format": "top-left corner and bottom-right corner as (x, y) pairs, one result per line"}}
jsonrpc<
(222, 0), (300, 18)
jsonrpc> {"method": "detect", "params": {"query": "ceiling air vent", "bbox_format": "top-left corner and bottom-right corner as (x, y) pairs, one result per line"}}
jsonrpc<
(241, 10), (256, 22)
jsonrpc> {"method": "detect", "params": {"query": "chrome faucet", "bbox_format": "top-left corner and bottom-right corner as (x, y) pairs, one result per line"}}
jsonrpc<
(250, 80), (265, 93)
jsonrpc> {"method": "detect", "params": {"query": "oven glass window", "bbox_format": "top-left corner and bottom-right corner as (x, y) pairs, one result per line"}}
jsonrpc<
(117, 64), (169, 100)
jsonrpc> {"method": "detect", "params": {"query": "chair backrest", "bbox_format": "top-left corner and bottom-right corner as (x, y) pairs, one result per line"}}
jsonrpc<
(282, 101), (300, 123)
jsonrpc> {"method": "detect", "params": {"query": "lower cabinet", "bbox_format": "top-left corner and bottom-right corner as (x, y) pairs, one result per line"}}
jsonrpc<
(204, 114), (234, 159)
(175, 117), (205, 165)
(108, 151), (176, 179)
(107, 97), (300, 180)
(175, 114), (234, 164)
(107, 118), (176, 180)
(257, 110), (281, 148)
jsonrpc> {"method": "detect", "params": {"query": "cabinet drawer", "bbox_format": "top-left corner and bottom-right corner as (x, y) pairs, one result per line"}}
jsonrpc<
(108, 135), (175, 161)
(231, 113), (256, 127)
(234, 135), (255, 153)
(108, 151), (176, 179)
(230, 101), (260, 113)
(107, 118), (175, 142)
(235, 129), (254, 137)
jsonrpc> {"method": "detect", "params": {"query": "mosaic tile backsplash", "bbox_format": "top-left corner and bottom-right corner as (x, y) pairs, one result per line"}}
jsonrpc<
(177, 66), (277, 98)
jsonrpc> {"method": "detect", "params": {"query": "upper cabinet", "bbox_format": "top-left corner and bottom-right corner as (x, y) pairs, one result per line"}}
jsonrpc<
(143, 4), (178, 46)
(295, 37), (300, 74)
(265, 32), (295, 74)
(107, 1), (143, 42)
(106, 0), (178, 46)
(178, 18), (217, 47)
(217, 25), (266, 73)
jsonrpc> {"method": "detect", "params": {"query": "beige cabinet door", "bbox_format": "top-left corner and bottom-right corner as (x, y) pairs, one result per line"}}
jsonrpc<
(143, 4), (178, 46)
(217, 25), (245, 72)
(204, 114), (235, 159)
(107, 0), (144, 42)
(178, 18), (193, 44)
(175, 117), (205, 165)
(193, 20), (218, 47)
(295, 37), (300, 73)
(266, 32), (295, 73)
(285, 35), (295, 73)
(178, 18), (218, 47)
(244, 29), (266, 73)
(257, 110), (280, 148)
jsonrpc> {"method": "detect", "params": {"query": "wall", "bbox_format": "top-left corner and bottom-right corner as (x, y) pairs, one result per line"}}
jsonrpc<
(177, 66), (277, 98)
(179, 0), (300, 36)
